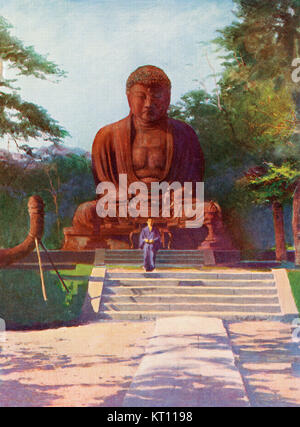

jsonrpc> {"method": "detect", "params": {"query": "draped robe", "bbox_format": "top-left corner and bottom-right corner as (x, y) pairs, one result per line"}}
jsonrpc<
(92, 114), (204, 189)
(71, 114), (205, 241)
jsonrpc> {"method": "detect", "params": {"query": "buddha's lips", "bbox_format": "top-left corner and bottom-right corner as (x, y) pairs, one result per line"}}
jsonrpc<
(142, 110), (156, 118)
(143, 105), (160, 114)
(133, 114), (169, 129)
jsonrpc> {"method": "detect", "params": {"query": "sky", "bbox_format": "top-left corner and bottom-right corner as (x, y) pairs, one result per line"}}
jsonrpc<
(0, 0), (235, 151)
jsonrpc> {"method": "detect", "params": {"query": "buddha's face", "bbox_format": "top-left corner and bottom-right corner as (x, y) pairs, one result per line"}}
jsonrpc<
(127, 84), (170, 124)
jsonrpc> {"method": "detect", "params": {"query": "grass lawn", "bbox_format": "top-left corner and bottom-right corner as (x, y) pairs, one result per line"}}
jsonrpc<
(0, 264), (93, 328)
(288, 270), (300, 314)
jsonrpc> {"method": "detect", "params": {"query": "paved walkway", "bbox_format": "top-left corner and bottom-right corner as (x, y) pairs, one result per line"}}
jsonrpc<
(227, 320), (300, 406)
(123, 317), (249, 407)
(0, 321), (154, 407)
(0, 317), (300, 406)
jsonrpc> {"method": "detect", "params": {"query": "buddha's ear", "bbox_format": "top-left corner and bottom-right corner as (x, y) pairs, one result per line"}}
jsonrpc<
(126, 92), (131, 104)
(165, 90), (171, 107)
(126, 90), (133, 110)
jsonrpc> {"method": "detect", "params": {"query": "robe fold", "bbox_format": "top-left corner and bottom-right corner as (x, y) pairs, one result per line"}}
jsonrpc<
(139, 226), (162, 272)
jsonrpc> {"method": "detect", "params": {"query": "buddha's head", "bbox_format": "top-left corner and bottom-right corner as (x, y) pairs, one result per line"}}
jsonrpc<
(126, 65), (171, 124)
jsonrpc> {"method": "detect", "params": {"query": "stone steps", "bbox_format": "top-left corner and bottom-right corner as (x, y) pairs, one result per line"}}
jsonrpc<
(104, 249), (204, 266)
(105, 272), (274, 280)
(105, 250), (204, 254)
(95, 269), (282, 321)
(103, 286), (278, 296)
(101, 302), (281, 313)
(105, 255), (203, 258)
(105, 258), (203, 260)
(101, 294), (280, 305)
(99, 311), (283, 321)
(106, 279), (275, 288)
(105, 264), (204, 268)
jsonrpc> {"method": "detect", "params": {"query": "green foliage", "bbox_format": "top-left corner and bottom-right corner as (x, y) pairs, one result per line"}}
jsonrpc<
(0, 92), (69, 145)
(169, 90), (239, 174)
(213, 0), (300, 174)
(169, 1), (300, 251)
(0, 264), (92, 328)
(212, 1), (299, 213)
(0, 16), (68, 152)
(214, 0), (300, 87)
(288, 270), (300, 314)
(219, 77), (298, 162)
(170, 69), (298, 190)
(238, 162), (300, 205)
(0, 153), (95, 249)
(0, 16), (65, 79)
(169, 89), (258, 249)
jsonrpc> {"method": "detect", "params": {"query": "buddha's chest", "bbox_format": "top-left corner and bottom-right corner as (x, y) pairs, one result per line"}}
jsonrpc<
(132, 128), (168, 171)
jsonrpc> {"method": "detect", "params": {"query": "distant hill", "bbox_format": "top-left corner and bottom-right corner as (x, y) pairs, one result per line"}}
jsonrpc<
(0, 144), (91, 167)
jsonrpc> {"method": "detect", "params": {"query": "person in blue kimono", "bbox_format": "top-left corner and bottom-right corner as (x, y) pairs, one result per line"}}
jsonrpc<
(139, 218), (162, 272)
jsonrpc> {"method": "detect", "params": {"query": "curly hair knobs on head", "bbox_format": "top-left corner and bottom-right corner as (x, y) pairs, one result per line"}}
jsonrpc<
(126, 65), (171, 91)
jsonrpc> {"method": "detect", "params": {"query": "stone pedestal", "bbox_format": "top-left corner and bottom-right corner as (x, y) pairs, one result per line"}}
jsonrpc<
(63, 227), (131, 251)
(62, 200), (235, 252)
(63, 228), (106, 251)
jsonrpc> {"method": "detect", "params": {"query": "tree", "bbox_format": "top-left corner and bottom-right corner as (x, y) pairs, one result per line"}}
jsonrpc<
(214, 0), (300, 90)
(237, 163), (300, 260)
(169, 84), (298, 252)
(169, 90), (239, 176)
(169, 1), (300, 255)
(218, 72), (298, 164)
(210, 0), (300, 257)
(0, 16), (68, 154)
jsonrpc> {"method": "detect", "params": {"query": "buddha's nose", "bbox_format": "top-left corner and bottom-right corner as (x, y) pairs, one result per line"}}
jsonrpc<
(144, 96), (154, 108)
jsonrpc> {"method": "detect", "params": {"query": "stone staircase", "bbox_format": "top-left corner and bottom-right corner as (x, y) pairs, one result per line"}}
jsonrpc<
(104, 249), (205, 268)
(97, 269), (282, 321)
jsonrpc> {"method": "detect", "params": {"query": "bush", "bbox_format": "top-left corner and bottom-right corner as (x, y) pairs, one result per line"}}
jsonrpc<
(288, 270), (300, 314)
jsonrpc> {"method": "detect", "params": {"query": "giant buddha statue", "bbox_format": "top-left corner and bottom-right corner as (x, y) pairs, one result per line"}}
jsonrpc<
(63, 65), (232, 251)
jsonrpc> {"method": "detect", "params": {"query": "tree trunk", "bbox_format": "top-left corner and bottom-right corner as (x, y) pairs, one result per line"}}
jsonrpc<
(293, 180), (300, 265)
(272, 201), (287, 262)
